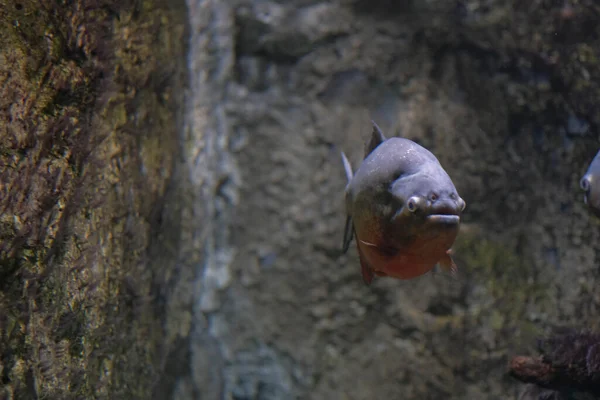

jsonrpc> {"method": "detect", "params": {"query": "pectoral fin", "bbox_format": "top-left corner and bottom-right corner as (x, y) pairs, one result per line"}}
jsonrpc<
(359, 239), (398, 258)
(438, 249), (458, 278)
(342, 215), (354, 254)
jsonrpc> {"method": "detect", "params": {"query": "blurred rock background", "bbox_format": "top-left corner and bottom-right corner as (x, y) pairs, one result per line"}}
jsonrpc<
(2, 0), (600, 399)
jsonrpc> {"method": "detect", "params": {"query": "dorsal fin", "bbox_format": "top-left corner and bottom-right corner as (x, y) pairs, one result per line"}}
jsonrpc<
(364, 120), (387, 158)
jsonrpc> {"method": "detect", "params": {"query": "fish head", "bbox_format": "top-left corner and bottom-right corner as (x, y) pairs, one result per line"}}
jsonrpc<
(581, 150), (600, 218)
(386, 163), (466, 247)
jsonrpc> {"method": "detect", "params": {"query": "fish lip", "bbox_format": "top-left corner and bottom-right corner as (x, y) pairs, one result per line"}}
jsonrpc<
(426, 214), (460, 224)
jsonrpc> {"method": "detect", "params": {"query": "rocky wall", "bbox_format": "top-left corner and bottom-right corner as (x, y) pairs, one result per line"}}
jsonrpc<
(182, 1), (600, 399)
(0, 0), (188, 398)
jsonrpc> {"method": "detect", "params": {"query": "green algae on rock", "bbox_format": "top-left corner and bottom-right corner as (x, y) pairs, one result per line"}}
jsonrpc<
(0, 0), (188, 398)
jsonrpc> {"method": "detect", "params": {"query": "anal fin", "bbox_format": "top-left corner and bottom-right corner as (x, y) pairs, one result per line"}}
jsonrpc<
(356, 238), (374, 286)
(360, 257), (374, 286)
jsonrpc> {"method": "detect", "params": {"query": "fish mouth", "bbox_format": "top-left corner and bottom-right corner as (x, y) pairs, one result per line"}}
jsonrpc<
(426, 214), (460, 224)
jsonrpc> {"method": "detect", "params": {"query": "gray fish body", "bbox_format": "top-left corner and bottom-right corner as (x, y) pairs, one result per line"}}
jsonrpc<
(346, 136), (464, 248)
(341, 121), (465, 284)
(347, 137), (456, 213)
(581, 149), (600, 217)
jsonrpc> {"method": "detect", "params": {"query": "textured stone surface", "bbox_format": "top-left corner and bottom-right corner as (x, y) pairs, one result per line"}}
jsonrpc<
(4, 0), (600, 398)
(182, 0), (600, 399)
(0, 0), (188, 398)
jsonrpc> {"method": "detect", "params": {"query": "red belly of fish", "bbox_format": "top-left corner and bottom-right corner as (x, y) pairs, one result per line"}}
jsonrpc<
(380, 252), (440, 279)
(357, 234), (453, 280)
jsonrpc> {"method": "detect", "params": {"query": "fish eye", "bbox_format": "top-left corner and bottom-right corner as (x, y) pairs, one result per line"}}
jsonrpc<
(581, 176), (591, 191)
(429, 193), (438, 201)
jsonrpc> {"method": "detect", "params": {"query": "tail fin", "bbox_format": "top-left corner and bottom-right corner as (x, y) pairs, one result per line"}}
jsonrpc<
(340, 151), (353, 183)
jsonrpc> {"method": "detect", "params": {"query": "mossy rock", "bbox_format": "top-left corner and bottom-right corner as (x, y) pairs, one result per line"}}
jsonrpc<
(0, 0), (188, 398)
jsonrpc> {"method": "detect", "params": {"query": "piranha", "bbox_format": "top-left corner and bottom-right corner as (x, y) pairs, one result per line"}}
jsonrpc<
(580, 149), (600, 218)
(341, 121), (466, 286)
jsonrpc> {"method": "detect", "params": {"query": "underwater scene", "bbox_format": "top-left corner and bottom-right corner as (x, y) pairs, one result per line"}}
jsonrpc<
(2, 0), (600, 399)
